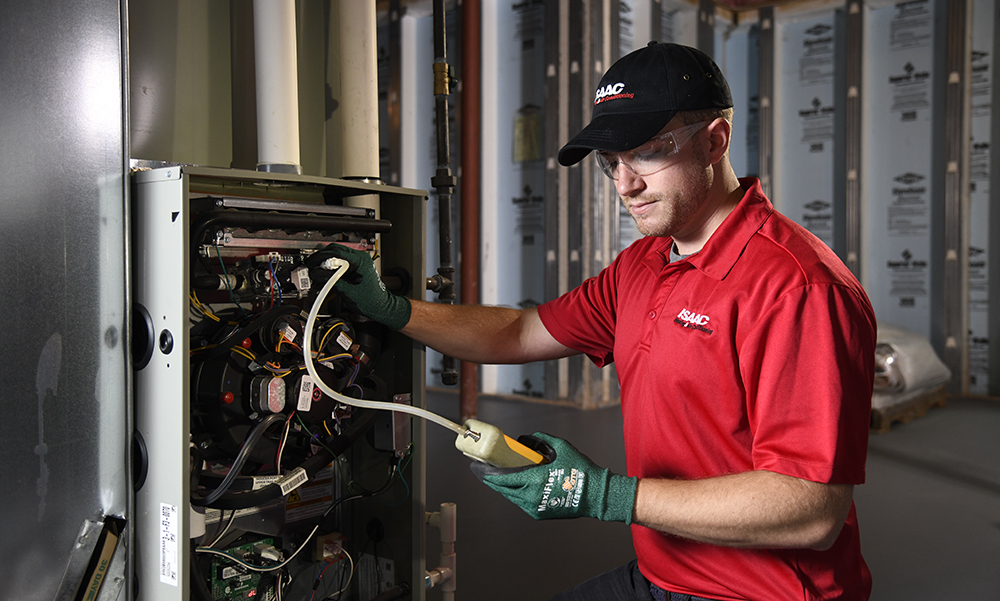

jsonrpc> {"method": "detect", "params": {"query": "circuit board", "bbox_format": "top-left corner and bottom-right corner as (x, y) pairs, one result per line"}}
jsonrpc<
(210, 539), (277, 601)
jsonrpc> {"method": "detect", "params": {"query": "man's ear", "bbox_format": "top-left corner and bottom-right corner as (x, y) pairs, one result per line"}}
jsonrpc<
(705, 118), (731, 165)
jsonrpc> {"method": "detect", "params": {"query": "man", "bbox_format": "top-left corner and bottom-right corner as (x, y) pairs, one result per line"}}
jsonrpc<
(320, 42), (875, 600)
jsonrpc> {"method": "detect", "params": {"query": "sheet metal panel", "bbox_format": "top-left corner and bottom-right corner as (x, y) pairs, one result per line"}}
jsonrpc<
(132, 168), (191, 601)
(0, 2), (129, 600)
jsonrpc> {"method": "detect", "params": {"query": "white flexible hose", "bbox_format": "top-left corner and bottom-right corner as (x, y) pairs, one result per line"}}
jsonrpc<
(302, 258), (469, 437)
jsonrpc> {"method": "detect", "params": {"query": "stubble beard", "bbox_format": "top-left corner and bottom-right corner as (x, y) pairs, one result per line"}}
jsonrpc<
(626, 188), (704, 238)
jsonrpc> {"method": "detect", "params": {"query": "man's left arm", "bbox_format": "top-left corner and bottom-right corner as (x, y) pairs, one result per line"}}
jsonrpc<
(632, 470), (854, 551)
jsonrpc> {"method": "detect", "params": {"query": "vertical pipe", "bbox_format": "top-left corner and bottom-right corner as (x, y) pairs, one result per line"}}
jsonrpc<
(698, 0), (715, 56)
(338, 0), (381, 268)
(843, 0), (864, 278)
(439, 502), (457, 599)
(388, 0), (402, 186)
(939, 0), (971, 393)
(460, 0), (481, 421)
(432, 0), (459, 386)
(757, 7), (775, 197)
(339, 0), (380, 181)
(253, 0), (301, 174)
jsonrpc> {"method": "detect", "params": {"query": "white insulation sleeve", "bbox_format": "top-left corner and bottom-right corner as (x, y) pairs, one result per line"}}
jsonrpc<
(253, 0), (300, 169)
(302, 259), (468, 437)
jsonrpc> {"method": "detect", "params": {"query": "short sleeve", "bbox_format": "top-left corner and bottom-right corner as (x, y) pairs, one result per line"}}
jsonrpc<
(740, 283), (876, 484)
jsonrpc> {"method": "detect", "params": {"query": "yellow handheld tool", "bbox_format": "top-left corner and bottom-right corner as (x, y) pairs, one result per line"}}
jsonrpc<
(454, 419), (545, 468)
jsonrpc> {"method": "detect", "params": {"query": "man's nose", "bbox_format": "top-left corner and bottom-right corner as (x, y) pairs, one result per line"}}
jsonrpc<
(614, 165), (645, 197)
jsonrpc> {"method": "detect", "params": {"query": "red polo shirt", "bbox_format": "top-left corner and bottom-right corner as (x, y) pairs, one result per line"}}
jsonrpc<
(537, 178), (875, 600)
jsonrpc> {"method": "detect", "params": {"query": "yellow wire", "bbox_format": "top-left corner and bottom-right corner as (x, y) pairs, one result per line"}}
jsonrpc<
(230, 346), (256, 362)
(317, 321), (349, 356)
(190, 292), (221, 322)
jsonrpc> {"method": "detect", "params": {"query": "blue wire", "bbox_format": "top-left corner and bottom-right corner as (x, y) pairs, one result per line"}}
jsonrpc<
(268, 258), (283, 304)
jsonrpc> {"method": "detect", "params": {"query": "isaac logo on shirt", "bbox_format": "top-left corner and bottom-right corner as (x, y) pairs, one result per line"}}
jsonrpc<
(674, 308), (714, 335)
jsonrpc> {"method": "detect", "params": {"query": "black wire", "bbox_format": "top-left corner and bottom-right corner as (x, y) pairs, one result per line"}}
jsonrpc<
(197, 409), (380, 510)
(192, 304), (300, 364)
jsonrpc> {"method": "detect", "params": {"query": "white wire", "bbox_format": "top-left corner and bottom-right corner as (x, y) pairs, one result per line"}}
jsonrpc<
(205, 509), (238, 548)
(302, 259), (469, 437)
(327, 550), (356, 598)
(195, 523), (319, 572)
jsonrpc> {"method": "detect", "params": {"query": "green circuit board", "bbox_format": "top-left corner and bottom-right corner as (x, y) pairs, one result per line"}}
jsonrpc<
(209, 538), (277, 601)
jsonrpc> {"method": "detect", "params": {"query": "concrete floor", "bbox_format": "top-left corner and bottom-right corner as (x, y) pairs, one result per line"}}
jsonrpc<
(423, 391), (1000, 601)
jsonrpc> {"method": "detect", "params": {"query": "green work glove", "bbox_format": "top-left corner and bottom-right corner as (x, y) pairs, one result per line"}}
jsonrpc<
(469, 433), (638, 523)
(306, 244), (411, 330)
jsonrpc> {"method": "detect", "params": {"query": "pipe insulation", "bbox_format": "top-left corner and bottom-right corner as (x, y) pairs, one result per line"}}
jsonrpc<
(253, 0), (302, 174)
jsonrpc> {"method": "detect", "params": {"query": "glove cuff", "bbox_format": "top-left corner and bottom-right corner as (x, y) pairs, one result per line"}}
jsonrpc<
(602, 473), (638, 524)
(382, 294), (412, 330)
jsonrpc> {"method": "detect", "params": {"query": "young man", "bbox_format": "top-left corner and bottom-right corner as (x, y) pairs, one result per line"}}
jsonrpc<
(320, 43), (875, 600)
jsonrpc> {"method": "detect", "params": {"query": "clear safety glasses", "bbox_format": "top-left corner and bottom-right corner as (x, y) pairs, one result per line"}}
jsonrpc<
(595, 121), (709, 181)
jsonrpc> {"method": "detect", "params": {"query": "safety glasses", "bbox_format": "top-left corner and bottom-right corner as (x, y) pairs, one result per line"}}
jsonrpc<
(595, 121), (709, 180)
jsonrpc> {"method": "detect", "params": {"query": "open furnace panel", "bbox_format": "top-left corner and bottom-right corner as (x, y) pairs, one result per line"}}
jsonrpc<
(132, 166), (426, 601)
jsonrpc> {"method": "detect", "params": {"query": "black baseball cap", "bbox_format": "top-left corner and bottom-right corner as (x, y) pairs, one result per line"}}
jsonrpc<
(558, 42), (733, 166)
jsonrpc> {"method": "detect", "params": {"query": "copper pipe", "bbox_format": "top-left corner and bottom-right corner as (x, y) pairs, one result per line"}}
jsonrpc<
(459, 0), (481, 421)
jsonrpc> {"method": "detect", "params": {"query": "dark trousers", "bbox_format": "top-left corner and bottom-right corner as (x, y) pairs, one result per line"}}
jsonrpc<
(549, 560), (721, 601)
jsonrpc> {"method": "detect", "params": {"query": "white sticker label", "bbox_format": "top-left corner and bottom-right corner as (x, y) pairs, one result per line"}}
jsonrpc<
(282, 325), (297, 344)
(278, 467), (309, 496)
(292, 266), (311, 291)
(298, 376), (314, 411)
(159, 503), (178, 586)
(337, 332), (352, 350)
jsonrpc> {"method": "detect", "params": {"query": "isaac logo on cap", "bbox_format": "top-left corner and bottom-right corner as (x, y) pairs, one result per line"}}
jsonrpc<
(594, 82), (633, 105)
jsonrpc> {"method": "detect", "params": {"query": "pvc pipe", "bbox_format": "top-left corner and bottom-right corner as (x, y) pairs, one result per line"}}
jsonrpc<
(253, 0), (301, 174)
(425, 503), (457, 598)
(338, 0), (380, 182)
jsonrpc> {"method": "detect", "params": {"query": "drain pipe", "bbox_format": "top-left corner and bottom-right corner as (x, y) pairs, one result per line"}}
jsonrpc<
(425, 502), (457, 601)
(459, 0), (481, 421)
(429, 0), (459, 386)
(253, 0), (301, 174)
(338, 1), (381, 223)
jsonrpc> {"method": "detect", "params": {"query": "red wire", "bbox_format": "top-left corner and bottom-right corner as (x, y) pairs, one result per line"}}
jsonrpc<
(309, 559), (337, 601)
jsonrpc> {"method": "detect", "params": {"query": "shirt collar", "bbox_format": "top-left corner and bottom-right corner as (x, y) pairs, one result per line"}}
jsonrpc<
(641, 178), (773, 280)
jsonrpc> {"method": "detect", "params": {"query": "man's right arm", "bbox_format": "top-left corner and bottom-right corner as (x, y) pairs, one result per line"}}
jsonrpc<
(309, 245), (576, 365)
(400, 300), (577, 365)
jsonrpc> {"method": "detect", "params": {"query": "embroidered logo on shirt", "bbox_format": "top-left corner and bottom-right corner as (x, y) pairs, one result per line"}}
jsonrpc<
(674, 308), (714, 334)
